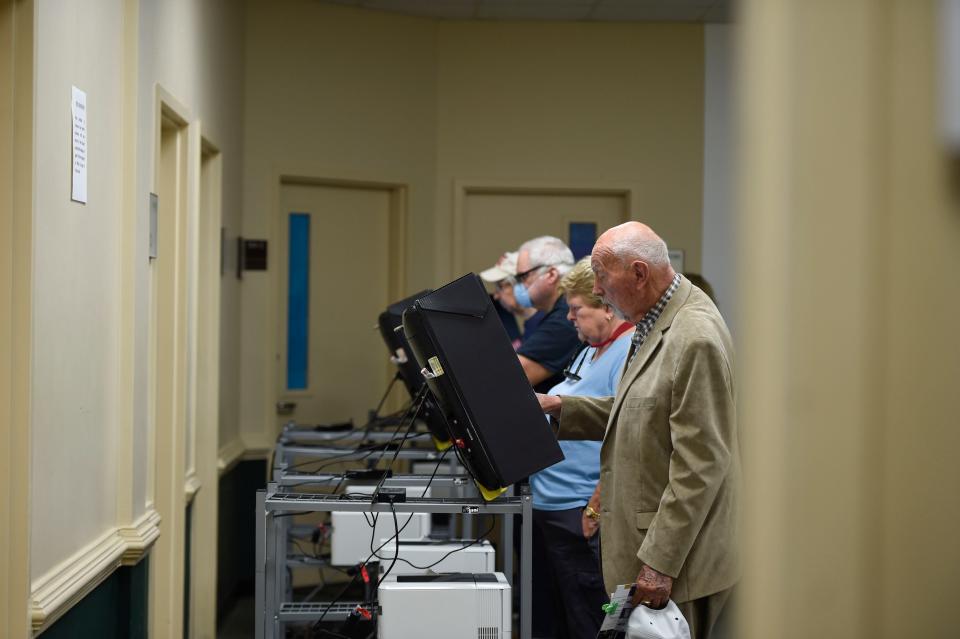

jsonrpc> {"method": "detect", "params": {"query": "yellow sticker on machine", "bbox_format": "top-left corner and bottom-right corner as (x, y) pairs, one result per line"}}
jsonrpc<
(428, 356), (444, 377)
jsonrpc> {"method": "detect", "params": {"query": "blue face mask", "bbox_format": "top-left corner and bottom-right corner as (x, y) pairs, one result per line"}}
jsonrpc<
(513, 281), (534, 309)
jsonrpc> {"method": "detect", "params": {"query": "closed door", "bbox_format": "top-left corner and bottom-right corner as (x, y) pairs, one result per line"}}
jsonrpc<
(460, 190), (627, 276)
(277, 182), (400, 427)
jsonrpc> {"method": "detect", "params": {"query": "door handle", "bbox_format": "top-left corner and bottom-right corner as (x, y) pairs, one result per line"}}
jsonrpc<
(276, 401), (297, 415)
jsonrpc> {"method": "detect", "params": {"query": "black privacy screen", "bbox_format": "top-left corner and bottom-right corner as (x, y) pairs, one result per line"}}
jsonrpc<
(377, 290), (451, 446)
(378, 290), (431, 399)
(401, 274), (564, 495)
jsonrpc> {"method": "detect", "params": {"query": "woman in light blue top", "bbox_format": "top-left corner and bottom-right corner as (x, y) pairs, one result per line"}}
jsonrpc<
(529, 257), (634, 639)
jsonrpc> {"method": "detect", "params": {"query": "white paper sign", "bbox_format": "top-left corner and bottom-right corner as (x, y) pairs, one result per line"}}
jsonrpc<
(71, 86), (87, 203)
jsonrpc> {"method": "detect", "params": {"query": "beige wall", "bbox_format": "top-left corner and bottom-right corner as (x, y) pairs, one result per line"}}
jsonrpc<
(241, 1), (439, 445)
(135, 0), (246, 509)
(436, 20), (704, 280)
(20, 0), (244, 635)
(30, 0), (126, 581)
(241, 3), (705, 445)
(737, 0), (960, 637)
(1, 0), (34, 635)
(133, 0), (246, 483)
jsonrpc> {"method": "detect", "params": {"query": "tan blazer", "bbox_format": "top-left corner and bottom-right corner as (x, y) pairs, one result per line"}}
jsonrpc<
(557, 278), (740, 602)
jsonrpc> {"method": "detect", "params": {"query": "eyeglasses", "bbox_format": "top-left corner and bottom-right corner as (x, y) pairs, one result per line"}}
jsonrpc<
(515, 265), (547, 283)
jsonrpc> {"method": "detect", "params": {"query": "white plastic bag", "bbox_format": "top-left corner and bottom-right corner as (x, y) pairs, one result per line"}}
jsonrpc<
(625, 599), (691, 639)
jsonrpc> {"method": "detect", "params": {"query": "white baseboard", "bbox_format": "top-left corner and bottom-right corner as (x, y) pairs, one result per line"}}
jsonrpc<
(216, 438), (245, 475)
(30, 508), (161, 633)
(118, 509), (162, 566)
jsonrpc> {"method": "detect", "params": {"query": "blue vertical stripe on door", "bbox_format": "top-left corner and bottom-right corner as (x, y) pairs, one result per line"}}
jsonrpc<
(569, 222), (598, 261)
(287, 213), (310, 390)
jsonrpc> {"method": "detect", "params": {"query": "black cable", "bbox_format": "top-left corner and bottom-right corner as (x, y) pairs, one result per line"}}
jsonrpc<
(362, 448), (487, 572)
(372, 372), (401, 419)
(290, 538), (322, 560)
(419, 445), (451, 496)
(330, 373), (406, 455)
(285, 387), (427, 474)
(360, 443), (451, 557)
(329, 473), (348, 497)
(283, 432), (423, 475)
(380, 502), (401, 582)
(292, 417), (420, 473)
(274, 378), (411, 489)
(283, 445), (381, 473)
(368, 387), (428, 503)
(367, 515), (496, 571)
(360, 442), (449, 539)
(355, 388), (426, 530)
(309, 445), (451, 632)
(310, 572), (361, 630)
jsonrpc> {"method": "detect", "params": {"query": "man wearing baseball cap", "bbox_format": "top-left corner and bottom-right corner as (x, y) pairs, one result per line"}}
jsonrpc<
(480, 250), (544, 349)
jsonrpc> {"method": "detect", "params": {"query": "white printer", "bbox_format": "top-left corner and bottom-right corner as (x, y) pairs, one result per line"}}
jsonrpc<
(378, 572), (511, 639)
(330, 484), (432, 566)
(376, 539), (495, 576)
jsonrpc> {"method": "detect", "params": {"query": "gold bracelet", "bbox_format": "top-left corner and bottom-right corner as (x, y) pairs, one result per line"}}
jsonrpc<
(584, 505), (600, 521)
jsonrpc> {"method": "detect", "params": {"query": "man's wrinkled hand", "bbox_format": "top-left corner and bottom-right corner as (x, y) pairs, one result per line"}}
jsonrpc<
(536, 393), (562, 418)
(630, 564), (673, 609)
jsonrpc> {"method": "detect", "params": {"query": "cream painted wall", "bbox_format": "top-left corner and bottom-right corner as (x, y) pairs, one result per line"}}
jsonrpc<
(1, 0), (34, 635)
(240, 3), (705, 447)
(30, 0), (125, 581)
(136, 0), (245, 513)
(737, 0), (960, 636)
(241, 1), (438, 445)
(24, 0), (244, 634)
(436, 21), (704, 280)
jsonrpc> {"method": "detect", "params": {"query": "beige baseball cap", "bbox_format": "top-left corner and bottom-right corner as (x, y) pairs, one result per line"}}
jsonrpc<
(479, 251), (519, 283)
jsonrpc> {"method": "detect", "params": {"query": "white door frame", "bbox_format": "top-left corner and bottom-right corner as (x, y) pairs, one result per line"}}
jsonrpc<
(148, 84), (196, 639)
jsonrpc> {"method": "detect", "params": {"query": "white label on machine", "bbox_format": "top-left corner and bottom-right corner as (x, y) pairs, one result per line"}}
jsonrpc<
(428, 356), (444, 377)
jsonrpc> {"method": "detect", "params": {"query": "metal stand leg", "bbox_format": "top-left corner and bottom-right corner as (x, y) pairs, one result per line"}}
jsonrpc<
(274, 442), (287, 478)
(272, 510), (284, 638)
(502, 488), (514, 585)
(256, 490), (266, 639)
(281, 513), (293, 602)
(520, 486), (532, 639)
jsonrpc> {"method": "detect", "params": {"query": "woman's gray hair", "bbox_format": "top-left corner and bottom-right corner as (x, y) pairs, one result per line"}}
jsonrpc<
(519, 236), (575, 276)
(606, 232), (670, 267)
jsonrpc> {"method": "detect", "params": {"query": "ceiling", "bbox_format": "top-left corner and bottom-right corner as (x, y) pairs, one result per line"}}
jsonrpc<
(315, 0), (732, 23)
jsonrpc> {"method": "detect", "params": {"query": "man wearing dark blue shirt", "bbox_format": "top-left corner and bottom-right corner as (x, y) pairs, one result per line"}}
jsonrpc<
(514, 236), (581, 393)
(509, 236), (582, 638)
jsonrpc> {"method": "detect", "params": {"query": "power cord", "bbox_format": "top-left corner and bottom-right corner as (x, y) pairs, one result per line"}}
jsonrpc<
(284, 387), (427, 474)
(309, 444), (450, 634)
(366, 515), (495, 572)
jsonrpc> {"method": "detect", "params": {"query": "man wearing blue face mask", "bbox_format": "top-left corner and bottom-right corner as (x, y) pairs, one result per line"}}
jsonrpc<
(514, 236), (581, 394)
(510, 236), (582, 639)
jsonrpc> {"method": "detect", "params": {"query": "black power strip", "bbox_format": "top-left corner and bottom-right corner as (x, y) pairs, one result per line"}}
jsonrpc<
(375, 487), (406, 504)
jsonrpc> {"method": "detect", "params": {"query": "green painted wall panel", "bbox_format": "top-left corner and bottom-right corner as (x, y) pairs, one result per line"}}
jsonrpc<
(217, 459), (267, 621)
(41, 558), (148, 639)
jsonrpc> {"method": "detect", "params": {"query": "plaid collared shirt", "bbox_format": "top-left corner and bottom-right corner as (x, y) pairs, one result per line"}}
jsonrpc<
(627, 273), (682, 366)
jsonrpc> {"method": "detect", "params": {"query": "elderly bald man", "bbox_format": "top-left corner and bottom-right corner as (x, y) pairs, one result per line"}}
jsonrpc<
(538, 222), (740, 639)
